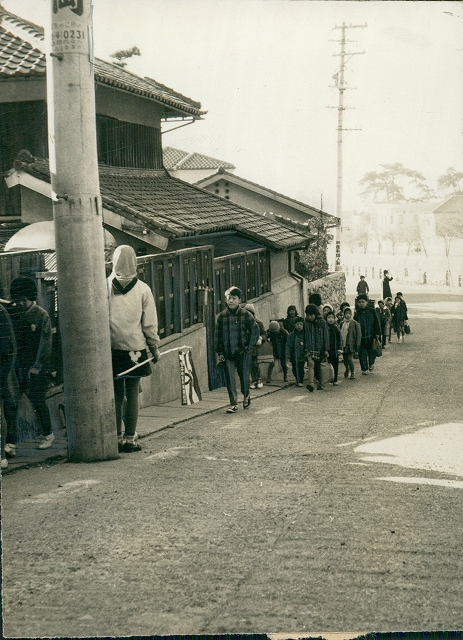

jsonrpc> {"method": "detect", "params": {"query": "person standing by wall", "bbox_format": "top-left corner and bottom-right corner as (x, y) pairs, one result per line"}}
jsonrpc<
(108, 245), (161, 452)
(382, 270), (393, 299)
(377, 300), (391, 348)
(215, 287), (259, 413)
(356, 276), (369, 298)
(354, 294), (381, 374)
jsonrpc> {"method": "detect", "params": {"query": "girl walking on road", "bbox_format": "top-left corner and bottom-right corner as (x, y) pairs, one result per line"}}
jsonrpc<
(108, 245), (161, 452)
(391, 295), (408, 343)
(341, 307), (361, 379)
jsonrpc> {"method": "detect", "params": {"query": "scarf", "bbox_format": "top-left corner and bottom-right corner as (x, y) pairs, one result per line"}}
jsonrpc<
(111, 245), (138, 295)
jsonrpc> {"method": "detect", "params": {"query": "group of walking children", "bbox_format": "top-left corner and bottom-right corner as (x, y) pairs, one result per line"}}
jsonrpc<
(215, 285), (409, 413)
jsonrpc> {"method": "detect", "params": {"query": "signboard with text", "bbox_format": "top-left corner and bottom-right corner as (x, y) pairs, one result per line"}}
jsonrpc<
(51, 0), (87, 54)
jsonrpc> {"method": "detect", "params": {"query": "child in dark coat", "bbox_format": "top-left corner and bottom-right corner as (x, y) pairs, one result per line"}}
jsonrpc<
(341, 306), (361, 379)
(280, 305), (299, 334)
(244, 304), (266, 389)
(266, 320), (288, 383)
(304, 303), (329, 392)
(325, 310), (344, 385)
(285, 317), (306, 386)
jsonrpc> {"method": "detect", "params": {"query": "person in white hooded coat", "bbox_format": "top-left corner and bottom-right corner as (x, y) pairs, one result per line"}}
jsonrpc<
(108, 245), (160, 452)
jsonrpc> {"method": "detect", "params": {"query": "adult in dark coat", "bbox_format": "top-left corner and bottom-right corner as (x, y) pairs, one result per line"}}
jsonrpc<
(354, 294), (381, 374)
(382, 270), (393, 299)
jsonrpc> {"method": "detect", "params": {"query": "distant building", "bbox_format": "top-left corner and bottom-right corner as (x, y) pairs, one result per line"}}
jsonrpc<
(163, 147), (235, 184)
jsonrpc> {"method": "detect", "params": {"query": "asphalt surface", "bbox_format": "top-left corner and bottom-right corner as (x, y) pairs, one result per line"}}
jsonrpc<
(1, 293), (463, 637)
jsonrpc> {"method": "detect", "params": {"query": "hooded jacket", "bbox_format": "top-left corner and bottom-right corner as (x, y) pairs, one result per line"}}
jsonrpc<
(107, 245), (160, 354)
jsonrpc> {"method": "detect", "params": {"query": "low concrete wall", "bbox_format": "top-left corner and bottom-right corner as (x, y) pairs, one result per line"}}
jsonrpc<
(139, 324), (208, 408)
(306, 271), (347, 310)
(249, 274), (305, 327)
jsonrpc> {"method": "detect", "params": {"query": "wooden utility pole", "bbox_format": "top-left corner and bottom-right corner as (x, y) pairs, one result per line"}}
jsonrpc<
(46, 0), (118, 461)
(329, 21), (366, 269)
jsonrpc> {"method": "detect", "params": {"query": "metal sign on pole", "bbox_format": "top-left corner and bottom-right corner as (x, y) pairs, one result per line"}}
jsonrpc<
(46, 0), (118, 461)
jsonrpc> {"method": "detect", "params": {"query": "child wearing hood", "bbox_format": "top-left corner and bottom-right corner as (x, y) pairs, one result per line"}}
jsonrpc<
(244, 303), (266, 389)
(280, 305), (299, 334)
(304, 303), (329, 392)
(341, 306), (361, 379)
(325, 310), (343, 385)
(285, 316), (306, 386)
(108, 245), (160, 452)
(377, 300), (391, 348)
(266, 320), (288, 383)
(322, 303), (334, 320)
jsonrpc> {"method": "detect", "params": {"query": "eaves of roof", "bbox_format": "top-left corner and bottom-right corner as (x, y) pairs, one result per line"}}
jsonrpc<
(432, 194), (463, 215)
(195, 170), (337, 222)
(8, 159), (313, 251)
(0, 5), (205, 119)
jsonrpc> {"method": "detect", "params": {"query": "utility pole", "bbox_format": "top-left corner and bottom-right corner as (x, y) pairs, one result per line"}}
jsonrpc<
(47, 0), (118, 461)
(328, 21), (366, 269)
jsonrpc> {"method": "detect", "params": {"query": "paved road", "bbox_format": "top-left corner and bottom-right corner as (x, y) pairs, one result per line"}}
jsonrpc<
(2, 293), (463, 637)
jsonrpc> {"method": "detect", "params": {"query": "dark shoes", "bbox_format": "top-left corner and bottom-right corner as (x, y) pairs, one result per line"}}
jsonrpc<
(306, 384), (314, 392)
(243, 395), (251, 409)
(123, 441), (141, 453)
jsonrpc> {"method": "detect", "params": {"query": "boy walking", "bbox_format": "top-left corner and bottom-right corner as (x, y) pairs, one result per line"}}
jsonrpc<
(285, 316), (306, 386)
(304, 303), (329, 392)
(4, 277), (53, 452)
(215, 287), (259, 413)
(354, 294), (381, 374)
(325, 310), (343, 385)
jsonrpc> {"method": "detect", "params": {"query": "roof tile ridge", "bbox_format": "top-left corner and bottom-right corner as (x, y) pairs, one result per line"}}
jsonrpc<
(144, 76), (202, 109)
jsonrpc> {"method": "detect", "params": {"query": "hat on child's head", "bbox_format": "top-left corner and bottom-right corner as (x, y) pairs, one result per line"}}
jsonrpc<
(294, 316), (304, 324)
(287, 305), (297, 314)
(322, 303), (333, 312)
(10, 276), (37, 301)
(269, 320), (280, 332)
(340, 301), (350, 311)
(308, 293), (322, 307)
(227, 286), (242, 299)
(357, 294), (368, 301)
(325, 310), (336, 319)
(343, 306), (353, 315)
(305, 303), (319, 316)
(244, 303), (255, 315)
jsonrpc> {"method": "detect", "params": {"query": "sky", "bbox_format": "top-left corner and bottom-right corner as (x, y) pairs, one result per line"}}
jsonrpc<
(4, 0), (463, 215)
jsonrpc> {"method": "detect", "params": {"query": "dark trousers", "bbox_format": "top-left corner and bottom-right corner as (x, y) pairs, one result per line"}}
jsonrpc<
(4, 370), (52, 443)
(267, 358), (288, 382)
(224, 352), (252, 405)
(250, 355), (262, 383)
(328, 352), (339, 382)
(359, 338), (376, 372)
(114, 377), (140, 437)
(291, 359), (305, 384)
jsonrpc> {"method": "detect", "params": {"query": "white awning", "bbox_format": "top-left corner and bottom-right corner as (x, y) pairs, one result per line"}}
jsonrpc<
(4, 221), (117, 252)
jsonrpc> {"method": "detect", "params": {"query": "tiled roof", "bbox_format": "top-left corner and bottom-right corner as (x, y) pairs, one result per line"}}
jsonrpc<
(195, 170), (339, 223)
(163, 147), (235, 171)
(0, 5), (205, 118)
(16, 158), (312, 251)
(433, 194), (463, 215)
